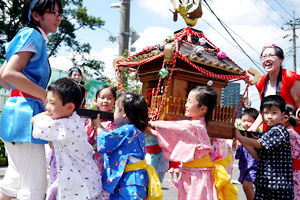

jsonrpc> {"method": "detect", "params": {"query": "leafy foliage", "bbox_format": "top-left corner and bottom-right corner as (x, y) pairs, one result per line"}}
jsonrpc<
(0, 0), (108, 80)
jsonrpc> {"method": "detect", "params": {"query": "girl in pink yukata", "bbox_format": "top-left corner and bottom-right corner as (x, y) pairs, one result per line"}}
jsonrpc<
(146, 85), (238, 200)
(282, 104), (300, 199)
(86, 85), (118, 200)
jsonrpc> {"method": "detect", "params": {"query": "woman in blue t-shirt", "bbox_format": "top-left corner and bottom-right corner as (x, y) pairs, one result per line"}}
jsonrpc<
(0, 0), (63, 199)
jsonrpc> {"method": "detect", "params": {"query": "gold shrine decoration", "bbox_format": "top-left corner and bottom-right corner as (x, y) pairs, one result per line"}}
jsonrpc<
(170, 0), (203, 27)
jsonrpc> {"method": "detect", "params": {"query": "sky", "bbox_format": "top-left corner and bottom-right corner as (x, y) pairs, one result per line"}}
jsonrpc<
(49, 0), (300, 110)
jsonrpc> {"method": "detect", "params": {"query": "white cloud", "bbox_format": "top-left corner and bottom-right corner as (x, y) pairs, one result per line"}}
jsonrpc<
(136, 0), (173, 19)
(90, 47), (119, 79)
(49, 55), (72, 71)
(131, 26), (174, 52)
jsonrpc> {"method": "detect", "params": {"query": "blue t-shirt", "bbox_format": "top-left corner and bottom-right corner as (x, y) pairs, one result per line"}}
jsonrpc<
(0, 27), (50, 144)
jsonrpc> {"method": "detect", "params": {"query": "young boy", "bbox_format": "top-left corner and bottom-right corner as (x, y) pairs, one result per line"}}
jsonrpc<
(31, 77), (102, 200)
(235, 95), (294, 200)
(235, 108), (259, 200)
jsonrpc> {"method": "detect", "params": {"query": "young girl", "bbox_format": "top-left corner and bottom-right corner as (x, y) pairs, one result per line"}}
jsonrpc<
(147, 85), (238, 200)
(32, 77), (102, 200)
(282, 104), (300, 199)
(86, 85), (117, 200)
(0, 0), (62, 199)
(93, 92), (162, 200)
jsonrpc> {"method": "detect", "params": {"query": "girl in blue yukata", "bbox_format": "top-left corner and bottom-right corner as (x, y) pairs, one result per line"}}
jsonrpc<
(0, 0), (62, 199)
(92, 92), (162, 200)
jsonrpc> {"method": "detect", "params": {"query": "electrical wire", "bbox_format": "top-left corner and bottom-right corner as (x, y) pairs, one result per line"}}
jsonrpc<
(274, 0), (293, 18)
(262, 0), (289, 22)
(202, 4), (261, 57)
(250, 0), (283, 30)
(203, 0), (265, 73)
(222, 23), (261, 55)
(200, 19), (242, 53)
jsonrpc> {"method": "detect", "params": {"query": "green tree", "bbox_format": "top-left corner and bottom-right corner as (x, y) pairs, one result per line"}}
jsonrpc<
(0, 0), (111, 81)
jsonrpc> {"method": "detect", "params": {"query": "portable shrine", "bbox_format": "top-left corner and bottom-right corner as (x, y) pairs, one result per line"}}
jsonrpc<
(114, 27), (258, 139)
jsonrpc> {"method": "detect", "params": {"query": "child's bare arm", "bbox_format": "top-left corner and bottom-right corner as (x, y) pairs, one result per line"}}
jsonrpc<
(148, 121), (156, 129)
(144, 126), (158, 137)
(247, 114), (263, 132)
(235, 129), (263, 149)
(243, 143), (259, 161)
(91, 114), (103, 133)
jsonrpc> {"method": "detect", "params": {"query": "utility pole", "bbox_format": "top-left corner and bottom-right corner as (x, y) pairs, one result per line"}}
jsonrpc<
(119, 0), (130, 56)
(283, 11), (300, 73)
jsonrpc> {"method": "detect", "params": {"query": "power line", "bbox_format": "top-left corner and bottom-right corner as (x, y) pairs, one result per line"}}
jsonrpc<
(201, 19), (259, 71)
(203, 0), (265, 74)
(222, 23), (260, 55)
(200, 19), (241, 53)
(274, 0), (293, 18)
(202, 4), (260, 57)
(262, 0), (289, 22)
(250, 0), (283, 30)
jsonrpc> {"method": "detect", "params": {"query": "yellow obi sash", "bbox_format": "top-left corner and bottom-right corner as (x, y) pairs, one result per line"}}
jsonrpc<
(124, 160), (162, 200)
(183, 155), (238, 200)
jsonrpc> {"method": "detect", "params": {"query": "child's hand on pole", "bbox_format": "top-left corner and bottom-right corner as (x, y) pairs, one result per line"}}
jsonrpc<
(235, 128), (243, 140)
(92, 114), (103, 133)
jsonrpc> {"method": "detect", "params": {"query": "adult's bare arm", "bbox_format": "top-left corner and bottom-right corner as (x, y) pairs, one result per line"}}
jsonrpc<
(1, 52), (47, 104)
(0, 61), (11, 90)
(291, 80), (300, 108)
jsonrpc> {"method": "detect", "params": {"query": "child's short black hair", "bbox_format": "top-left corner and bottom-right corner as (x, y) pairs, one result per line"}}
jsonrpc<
(241, 108), (259, 120)
(117, 92), (148, 131)
(47, 77), (82, 111)
(191, 85), (217, 123)
(284, 104), (298, 127)
(260, 95), (286, 113)
(95, 85), (117, 100)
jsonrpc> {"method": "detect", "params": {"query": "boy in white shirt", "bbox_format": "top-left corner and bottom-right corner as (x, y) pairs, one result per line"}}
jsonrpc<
(32, 77), (102, 200)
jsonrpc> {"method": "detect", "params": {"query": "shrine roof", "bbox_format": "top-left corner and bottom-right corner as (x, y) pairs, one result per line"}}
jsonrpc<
(115, 27), (249, 81)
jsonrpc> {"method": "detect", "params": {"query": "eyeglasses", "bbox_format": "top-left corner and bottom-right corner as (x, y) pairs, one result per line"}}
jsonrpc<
(45, 11), (63, 18)
(261, 54), (277, 60)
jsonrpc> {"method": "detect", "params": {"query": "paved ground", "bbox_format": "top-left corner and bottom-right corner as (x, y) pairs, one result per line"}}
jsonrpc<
(0, 159), (246, 199)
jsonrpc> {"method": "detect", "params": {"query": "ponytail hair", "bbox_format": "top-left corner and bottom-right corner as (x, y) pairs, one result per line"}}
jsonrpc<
(117, 92), (149, 131)
(284, 104), (298, 127)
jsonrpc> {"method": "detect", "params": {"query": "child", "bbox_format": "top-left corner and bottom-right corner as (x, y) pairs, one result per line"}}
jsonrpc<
(235, 108), (259, 200)
(93, 92), (162, 199)
(282, 104), (300, 199)
(0, 0), (62, 199)
(86, 85), (117, 200)
(235, 95), (294, 200)
(147, 85), (238, 200)
(31, 78), (102, 200)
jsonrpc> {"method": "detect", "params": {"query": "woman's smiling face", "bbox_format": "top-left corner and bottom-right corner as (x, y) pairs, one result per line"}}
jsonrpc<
(261, 48), (283, 74)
